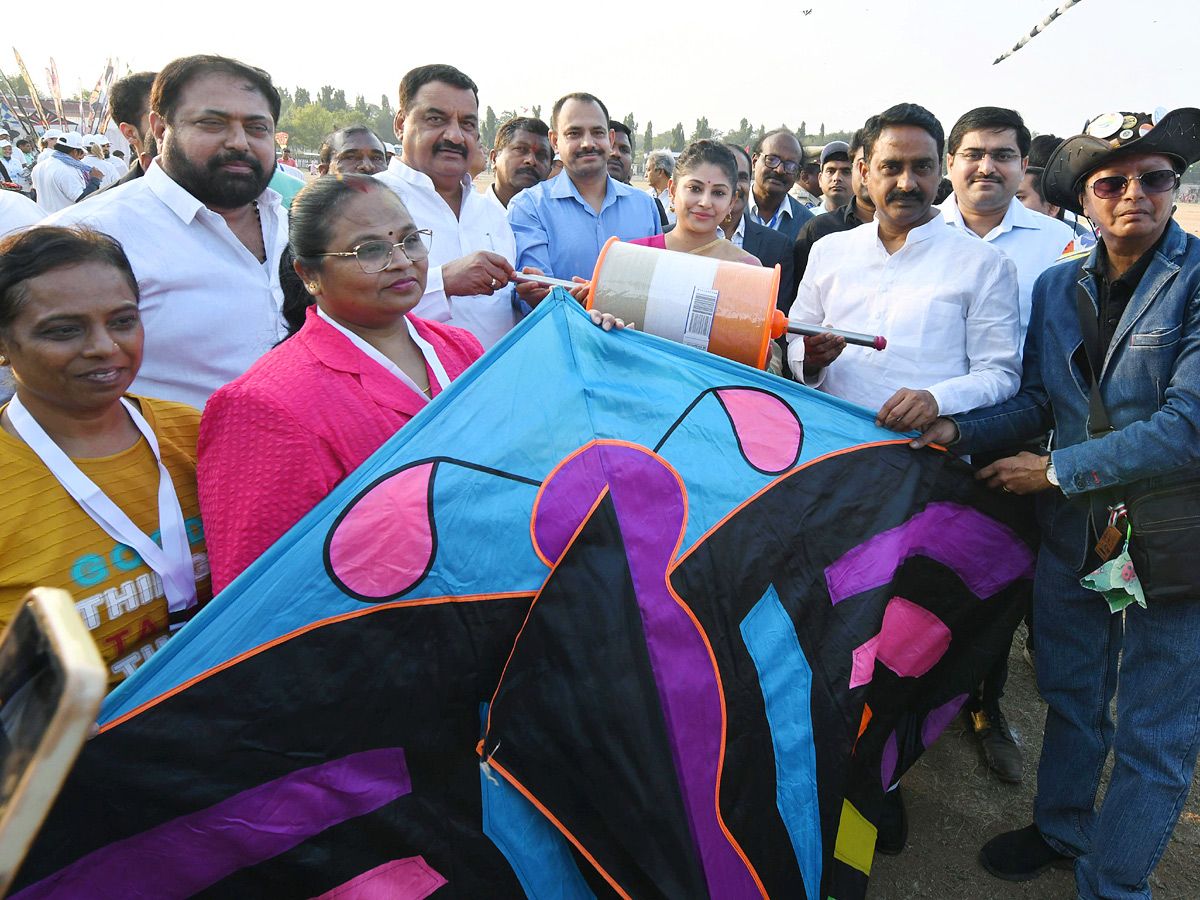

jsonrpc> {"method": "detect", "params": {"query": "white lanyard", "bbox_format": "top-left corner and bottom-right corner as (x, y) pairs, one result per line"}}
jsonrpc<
(7, 396), (198, 624)
(317, 309), (450, 400)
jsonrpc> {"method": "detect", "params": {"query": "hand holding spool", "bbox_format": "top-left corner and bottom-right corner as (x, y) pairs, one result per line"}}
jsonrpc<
(511, 239), (886, 367)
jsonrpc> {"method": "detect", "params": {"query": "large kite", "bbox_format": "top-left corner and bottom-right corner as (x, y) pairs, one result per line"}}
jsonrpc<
(11, 292), (1034, 900)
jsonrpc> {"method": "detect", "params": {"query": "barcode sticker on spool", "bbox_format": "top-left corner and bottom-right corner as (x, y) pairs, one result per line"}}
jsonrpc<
(683, 288), (719, 350)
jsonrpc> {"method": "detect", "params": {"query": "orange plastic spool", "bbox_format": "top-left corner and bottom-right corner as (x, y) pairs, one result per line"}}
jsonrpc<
(584, 237), (785, 369)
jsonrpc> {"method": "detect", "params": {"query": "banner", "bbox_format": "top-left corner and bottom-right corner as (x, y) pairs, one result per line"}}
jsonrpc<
(47, 59), (65, 126)
(11, 49), (47, 128)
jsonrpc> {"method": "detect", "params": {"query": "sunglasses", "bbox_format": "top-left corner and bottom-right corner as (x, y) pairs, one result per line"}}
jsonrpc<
(1087, 169), (1179, 200)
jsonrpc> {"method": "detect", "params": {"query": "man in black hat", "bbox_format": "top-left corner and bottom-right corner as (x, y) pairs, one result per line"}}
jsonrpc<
(911, 107), (1200, 900)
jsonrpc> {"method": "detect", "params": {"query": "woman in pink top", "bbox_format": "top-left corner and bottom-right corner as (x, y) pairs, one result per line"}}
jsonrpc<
(630, 140), (761, 267)
(198, 176), (483, 592)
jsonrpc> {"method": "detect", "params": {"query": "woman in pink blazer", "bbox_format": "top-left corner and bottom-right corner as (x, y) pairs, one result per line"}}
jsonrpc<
(198, 176), (483, 593)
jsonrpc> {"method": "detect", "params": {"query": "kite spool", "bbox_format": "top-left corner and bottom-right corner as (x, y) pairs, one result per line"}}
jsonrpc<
(585, 237), (782, 369)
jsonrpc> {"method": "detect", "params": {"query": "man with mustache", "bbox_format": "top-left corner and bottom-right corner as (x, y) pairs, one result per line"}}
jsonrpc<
(47, 55), (290, 408)
(937, 107), (1077, 787)
(749, 130), (813, 243)
(377, 64), (535, 348)
(788, 102), (1022, 853)
(606, 120), (634, 184)
(941, 107), (1076, 345)
(318, 125), (388, 177)
(486, 117), (551, 210)
(509, 92), (660, 282)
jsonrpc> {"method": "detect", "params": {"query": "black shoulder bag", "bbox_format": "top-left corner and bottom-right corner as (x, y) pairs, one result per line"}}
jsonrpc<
(1075, 272), (1200, 603)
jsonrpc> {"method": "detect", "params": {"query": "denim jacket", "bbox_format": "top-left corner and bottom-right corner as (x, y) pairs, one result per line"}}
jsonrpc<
(952, 220), (1200, 570)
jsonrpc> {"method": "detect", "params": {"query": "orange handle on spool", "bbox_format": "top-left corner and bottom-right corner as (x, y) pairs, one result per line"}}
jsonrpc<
(770, 310), (888, 351)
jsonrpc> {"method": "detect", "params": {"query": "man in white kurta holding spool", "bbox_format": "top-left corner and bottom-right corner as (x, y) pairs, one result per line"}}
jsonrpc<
(789, 102), (1022, 434)
(788, 101), (1022, 855)
(376, 64), (545, 349)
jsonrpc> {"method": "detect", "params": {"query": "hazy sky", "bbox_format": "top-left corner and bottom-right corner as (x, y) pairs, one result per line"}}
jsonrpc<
(10, 0), (1193, 142)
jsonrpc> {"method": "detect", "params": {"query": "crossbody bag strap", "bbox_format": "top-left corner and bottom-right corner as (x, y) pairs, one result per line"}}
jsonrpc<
(1075, 269), (1114, 438)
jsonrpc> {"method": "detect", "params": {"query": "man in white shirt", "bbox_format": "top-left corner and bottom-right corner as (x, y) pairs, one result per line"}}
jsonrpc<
(941, 107), (1076, 344)
(48, 55), (289, 409)
(937, 107), (1078, 787)
(789, 102), (1021, 853)
(790, 102), (1021, 436)
(376, 64), (540, 349)
(645, 149), (675, 225)
(486, 116), (552, 211)
(32, 132), (103, 213)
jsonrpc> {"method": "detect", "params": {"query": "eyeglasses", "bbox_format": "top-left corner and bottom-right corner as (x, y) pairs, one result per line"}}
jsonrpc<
(761, 154), (800, 175)
(954, 149), (1021, 164)
(1087, 169), (1179, 200)
(316, 230), (433, 273)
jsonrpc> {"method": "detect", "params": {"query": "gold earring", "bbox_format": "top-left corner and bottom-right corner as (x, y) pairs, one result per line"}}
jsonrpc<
(669, 201), (675, 212)
(307, 282), (319, 294)
(723, 212), (733, 224)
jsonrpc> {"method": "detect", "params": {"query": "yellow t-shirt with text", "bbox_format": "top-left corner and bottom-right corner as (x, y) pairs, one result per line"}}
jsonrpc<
(0, 395), (211, 688)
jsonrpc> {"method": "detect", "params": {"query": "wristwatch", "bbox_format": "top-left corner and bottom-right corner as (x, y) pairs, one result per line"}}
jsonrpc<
(1045, 458), (1059, 487)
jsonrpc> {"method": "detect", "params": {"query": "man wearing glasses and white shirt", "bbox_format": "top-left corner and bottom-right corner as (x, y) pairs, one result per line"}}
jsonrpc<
(376, 64), (544, 349)
(940, 107), (1076, 345)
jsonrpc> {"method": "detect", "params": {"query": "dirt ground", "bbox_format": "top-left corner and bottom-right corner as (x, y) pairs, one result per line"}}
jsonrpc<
(867, 621), (1200, 899)
(1173, 201), (1200, 238)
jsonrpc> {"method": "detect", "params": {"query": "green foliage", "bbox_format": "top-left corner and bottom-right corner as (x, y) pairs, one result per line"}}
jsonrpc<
(482, 106), (499, 151)
(670, 122), (685, 152)
(643, 119), (654, 152)
(532, 104), (541, 120)
(294, 86), (311, 107)
(690, 116), (718, 143)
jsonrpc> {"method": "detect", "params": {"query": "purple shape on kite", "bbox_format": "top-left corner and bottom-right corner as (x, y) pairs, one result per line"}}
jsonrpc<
(308, 856), (446, 900)
(13, 748), (412, 900)
(328, 463), (435, 599)
(825, 502), (1035, 606)
(922, 693), (969, 749)
(532, 441), (762, 898)
(849, 596), (952, 689)
(881, 731), (899, 790)
(714, 388), (802, 474)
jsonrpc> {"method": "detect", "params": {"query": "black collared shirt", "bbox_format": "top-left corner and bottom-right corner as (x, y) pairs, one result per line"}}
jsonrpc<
(792, 197), (871, 287)
(1094, 226), (1170, 350)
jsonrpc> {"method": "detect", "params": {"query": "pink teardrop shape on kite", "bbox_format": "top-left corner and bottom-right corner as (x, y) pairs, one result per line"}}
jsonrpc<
(714, 388), (802, 474)
(328, 462), (436, 599)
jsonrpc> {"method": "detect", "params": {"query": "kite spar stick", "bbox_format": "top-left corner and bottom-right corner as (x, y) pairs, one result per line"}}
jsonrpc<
(510, 274), (887, 350)
(994, 0), (1084, 64)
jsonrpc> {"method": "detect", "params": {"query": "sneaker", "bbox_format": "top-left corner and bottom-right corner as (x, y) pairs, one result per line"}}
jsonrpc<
(876, 786), (907, 855)
(970, 702), (1024, 783)
(979, 824), (1073, 881)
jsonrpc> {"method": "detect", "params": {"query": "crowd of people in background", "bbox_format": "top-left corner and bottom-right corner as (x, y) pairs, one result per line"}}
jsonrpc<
(0, 54), (1198, 900)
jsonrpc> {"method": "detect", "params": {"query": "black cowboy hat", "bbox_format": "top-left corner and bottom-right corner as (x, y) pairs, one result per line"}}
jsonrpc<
(1041, 107), (1200, 215)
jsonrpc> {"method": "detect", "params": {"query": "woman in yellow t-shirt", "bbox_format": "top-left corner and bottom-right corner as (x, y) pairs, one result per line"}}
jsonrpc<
(0, 226), (210, 688)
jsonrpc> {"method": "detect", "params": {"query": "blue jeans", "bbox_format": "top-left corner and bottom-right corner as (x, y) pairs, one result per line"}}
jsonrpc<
(1032, 545), (1200, 900)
